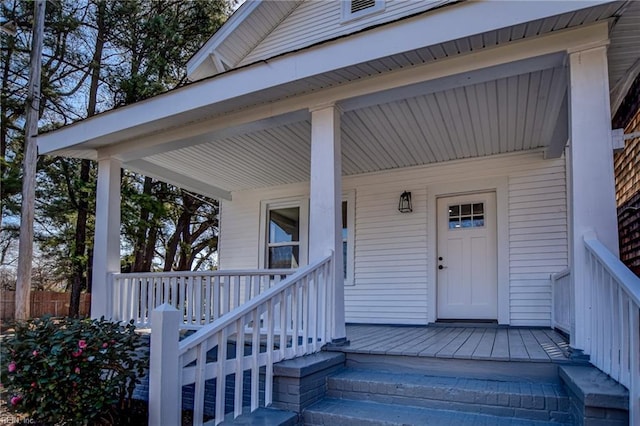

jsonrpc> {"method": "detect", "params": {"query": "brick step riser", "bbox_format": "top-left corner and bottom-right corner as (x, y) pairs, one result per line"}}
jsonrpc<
(327, 378), (572, 424)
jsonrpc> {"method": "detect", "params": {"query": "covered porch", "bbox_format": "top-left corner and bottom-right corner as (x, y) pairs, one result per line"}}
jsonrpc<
(36, 1), (640, 423)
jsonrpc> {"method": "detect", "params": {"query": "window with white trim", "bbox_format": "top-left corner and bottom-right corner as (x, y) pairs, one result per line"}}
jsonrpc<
(260, 193), (354, 284)
(341, 0), (385, 23)
(267, 207), (301, 269)
(260, 198), (309, 269)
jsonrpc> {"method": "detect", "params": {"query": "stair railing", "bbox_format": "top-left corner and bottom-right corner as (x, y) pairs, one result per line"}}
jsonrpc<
(148, 252), (333, 426)
(107, 268), (293, 328)
(583, 233), (640, 424)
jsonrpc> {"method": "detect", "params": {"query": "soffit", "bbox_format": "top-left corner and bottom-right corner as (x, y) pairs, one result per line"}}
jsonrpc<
(609, 1), (640, 87)
(141, 65), (566, 192)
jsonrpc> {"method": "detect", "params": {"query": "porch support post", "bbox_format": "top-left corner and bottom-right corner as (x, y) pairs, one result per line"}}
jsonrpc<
(309, 103), (346, 343)
(567, 45), (619, 353)
(91, 157), (121, 319)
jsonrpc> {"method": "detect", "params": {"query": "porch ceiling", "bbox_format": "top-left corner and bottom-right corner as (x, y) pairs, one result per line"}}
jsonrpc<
(141, 64), (567, 192)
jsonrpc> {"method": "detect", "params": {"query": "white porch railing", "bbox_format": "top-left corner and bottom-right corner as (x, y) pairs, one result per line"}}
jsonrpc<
(107, 269), (294, 328)
(551, 268), (571, 335)
(149, 253), (333, 426)
(584, 234), (640, 424)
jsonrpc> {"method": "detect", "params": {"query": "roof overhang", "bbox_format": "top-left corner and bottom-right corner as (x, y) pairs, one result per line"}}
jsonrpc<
(36, 1), (640, 201)
(38, 0), (618, 159)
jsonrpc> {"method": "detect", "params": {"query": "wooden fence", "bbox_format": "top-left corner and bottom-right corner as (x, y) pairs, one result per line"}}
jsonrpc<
(0, 291), (91, 320)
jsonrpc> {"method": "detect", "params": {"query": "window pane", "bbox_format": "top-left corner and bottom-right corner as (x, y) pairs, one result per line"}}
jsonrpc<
(342, 201), (347, 229)
(449, 205), (459, 217)
(473, 217), (485, 227)
(473, 203), (484, 214)
(449, 217), (460, 229)
(343, 241), (348, 279)
(461, 203), (471, 215)
(342, 201), (348, 240)
(268, 246), (299, 269)
(269, 208), (299, 244)
(461, 216), (473, 228)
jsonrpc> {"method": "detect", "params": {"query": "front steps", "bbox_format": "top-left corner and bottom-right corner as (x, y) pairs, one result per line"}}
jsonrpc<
(305, 398), (566, 426)
(303, 368), (573, 425)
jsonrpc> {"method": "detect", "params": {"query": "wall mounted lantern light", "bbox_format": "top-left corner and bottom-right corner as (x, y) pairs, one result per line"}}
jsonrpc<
(398, 191), (412, 213)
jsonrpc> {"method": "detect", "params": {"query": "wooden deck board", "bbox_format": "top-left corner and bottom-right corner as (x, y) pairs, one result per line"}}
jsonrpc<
(490, 329), (510, 360)
(535, 329), (570, 360)
(519, 329), (551, 361)
(397, 327), (445, 356)
(436, 328), (474, 358)
(418, 327), (465, 357)
(341, 324), (570, 363)
(455, 328), (487, 359)
(507, 329), (530, 361)
(348, 326), (401, 352)
(471, 328), (496, 360)
(369, 327), (428, 355)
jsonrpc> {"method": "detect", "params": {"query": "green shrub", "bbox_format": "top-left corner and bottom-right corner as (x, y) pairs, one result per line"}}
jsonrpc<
(1, 316), (148, 425)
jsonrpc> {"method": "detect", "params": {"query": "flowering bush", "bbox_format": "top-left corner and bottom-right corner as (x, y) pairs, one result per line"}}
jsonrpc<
(1, 316), (148, 425)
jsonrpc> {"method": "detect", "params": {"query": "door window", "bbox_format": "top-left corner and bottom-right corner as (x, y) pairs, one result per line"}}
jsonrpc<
(448, 202), (485, 229)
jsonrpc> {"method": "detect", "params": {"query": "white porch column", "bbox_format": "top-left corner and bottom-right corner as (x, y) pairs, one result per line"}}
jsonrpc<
(309, 103), (346, 343)
(567, 46), (619, 352)
(92, 157), (121, 319)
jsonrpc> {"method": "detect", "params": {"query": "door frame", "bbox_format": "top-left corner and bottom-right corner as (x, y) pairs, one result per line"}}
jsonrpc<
(426, 177), (509, 325)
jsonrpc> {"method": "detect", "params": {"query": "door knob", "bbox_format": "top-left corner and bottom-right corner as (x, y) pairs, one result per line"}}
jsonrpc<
(438, 265), (446, 270)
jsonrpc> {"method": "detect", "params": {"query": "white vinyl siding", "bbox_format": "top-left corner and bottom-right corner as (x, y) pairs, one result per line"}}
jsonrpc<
(219, 151), (567, 326)
(239, 0), (452, 67)
(218, 182), (308, 270)
(508, 162), (568, 326)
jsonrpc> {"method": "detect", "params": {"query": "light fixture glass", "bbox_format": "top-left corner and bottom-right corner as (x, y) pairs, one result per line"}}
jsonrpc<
(398, 191), (412, 213)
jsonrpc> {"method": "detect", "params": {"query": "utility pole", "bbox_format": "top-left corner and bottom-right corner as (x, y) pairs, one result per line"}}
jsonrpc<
(15, 0), (46, 320)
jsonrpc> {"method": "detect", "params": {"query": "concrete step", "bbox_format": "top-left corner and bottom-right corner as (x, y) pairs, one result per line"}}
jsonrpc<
(324, 368), (572, 424)
(217, 407), (299, 425)
(303, 398), (572, 426)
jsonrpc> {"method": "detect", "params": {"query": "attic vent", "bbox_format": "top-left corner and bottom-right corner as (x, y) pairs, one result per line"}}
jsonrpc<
(342, 0), (385, 23)
(351, 0), (376, 14)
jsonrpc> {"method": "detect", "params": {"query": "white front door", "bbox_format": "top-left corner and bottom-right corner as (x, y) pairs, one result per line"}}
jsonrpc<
(437, 192), (497, 320)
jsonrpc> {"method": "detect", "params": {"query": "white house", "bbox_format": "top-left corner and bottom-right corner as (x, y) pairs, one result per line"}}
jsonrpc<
(38, 1), (640, 425)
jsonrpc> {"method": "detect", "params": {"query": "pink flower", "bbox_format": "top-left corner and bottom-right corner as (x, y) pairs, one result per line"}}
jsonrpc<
(78, 340), (87, 349)
(72, 349), (82, 358)
(32, 350), (38, 357)
(10, 395), (22, 406)
(7, 361), (16, 373)
(31, 382), (37, 388)
(74, 367), (80, 374)
(102, 342), (109, 348)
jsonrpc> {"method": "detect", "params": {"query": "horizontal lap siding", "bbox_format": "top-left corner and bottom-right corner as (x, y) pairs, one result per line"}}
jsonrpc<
(219, 183), (308, 269)
(240, 0), (451, 66)
(348, 183), (428, 325)
(508, 161), (567, 326)
(219, 151), (568, 326)
(219, 197), (260, 269)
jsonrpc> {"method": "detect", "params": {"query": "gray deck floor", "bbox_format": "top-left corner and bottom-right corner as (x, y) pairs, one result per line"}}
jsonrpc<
(338, 324), (570, 362)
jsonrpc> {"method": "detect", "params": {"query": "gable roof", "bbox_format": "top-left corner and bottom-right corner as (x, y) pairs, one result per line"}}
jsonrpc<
(186, 0), (459, 81)
(187, 0), (303, 81)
